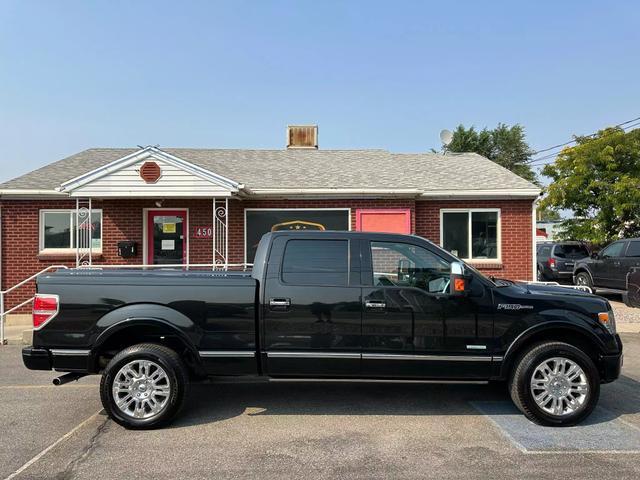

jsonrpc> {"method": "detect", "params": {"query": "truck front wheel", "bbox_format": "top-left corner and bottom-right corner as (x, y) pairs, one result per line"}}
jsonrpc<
(100, 343), (189, 429)
(509, 341), (600, 426)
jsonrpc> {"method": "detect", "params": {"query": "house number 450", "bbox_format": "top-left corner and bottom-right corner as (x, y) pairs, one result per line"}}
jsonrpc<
(193, 226), (213, 238)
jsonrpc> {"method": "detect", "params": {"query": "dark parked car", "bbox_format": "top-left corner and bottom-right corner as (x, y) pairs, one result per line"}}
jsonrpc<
(574, 238), (640, 292)
(624, 267), (640, 308)
(23, 231), (622, 428)
(537, 241), (590, 282)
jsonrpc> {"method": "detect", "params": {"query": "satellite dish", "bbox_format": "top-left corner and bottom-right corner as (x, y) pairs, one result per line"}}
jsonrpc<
(440, 129), (453, 146)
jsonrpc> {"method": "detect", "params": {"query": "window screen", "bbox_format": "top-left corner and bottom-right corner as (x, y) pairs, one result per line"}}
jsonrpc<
(281, 240), (349, 285)
(442, 212), (469, 258)
(442, 210), (499, 260)
(471, 211), (498, 259)
(41, 210), (102, 250)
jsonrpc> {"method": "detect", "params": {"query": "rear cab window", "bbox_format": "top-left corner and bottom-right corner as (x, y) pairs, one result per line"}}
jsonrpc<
(281, 239), (349, 286)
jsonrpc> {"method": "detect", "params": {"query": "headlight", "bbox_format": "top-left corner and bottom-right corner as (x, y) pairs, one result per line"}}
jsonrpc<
(598, 310), (616, 334)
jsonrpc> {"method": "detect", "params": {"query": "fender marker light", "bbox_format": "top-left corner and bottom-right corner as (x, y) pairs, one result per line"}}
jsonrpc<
(598, 312), (609, 325)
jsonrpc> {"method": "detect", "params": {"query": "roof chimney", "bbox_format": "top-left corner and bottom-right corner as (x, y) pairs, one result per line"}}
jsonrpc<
(286, 125), (318, 149)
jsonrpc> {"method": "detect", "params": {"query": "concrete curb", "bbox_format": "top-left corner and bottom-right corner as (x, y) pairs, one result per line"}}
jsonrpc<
(617, 323), (640, 333)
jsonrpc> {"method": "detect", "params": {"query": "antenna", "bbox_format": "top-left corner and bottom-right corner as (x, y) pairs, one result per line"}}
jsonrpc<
(440, 129), (453, 146)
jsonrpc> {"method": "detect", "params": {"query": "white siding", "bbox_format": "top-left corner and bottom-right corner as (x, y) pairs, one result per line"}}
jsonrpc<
(70, 158), (232, 197)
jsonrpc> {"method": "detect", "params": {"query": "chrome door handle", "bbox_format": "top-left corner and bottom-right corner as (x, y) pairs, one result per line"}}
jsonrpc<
(365, 300), (386, 310)
(269, 298), (291, 310)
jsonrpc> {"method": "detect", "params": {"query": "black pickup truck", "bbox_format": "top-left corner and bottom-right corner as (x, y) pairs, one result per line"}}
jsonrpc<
(23, 231), (622, 428)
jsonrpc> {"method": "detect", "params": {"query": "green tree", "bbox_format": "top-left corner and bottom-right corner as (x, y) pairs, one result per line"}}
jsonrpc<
(540, 127), (640, 244)
(446, 123), (537, 184)
(537, 203), (562, 222)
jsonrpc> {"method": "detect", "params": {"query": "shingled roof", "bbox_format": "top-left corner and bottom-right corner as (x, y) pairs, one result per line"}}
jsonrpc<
(0, 147), (540, 198)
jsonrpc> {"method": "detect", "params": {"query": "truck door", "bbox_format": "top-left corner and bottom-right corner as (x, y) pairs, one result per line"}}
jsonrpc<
(598, 241), (627, 289)
(262, 235), (362, 376)
(618, 241), (640, 290)
(361, 240), (492, 379)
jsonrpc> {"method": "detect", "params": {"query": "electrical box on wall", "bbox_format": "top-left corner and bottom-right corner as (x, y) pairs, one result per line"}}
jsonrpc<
(117, 241), (137, 258)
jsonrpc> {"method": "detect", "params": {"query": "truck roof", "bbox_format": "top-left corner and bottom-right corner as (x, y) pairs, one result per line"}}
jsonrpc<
(264, 230), (429, 242)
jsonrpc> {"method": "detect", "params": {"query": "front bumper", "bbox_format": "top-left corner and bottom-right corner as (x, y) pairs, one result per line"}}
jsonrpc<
(600, 334), (623, 383)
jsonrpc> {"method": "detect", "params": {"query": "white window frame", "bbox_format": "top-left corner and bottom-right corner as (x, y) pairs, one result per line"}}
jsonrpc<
(439, 208), (501, 263)
(243, 208), (351, 264)
(39, 209), (103, 254)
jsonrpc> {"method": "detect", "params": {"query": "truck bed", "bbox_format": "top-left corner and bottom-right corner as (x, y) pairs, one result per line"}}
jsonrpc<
(34, 268), (258, 370)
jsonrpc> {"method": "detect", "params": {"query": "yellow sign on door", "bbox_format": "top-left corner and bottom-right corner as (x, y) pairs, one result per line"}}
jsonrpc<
(162, 223), (176, 234)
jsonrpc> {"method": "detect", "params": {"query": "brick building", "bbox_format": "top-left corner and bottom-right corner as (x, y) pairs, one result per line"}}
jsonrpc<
(0, 126), (540, 314)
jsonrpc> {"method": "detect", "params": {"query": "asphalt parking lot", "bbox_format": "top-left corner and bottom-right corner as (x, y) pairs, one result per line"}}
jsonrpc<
(1, 336), (640, 480)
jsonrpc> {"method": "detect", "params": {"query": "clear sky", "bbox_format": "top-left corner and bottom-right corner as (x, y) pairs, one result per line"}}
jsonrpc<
(1, 0), (638, 183)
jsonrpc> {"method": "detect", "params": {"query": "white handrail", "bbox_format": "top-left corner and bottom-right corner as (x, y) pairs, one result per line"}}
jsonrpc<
(1, 265), (69, 345)
(76, 263), (253, 270)
(521, 280), (592, 294)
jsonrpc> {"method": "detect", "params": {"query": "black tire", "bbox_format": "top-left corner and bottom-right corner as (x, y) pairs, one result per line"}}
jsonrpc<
(575, 271), (595, 293)
(536, 267), (545, 281)
(509, 341), (600, 426)
(100, 343), (189, 429)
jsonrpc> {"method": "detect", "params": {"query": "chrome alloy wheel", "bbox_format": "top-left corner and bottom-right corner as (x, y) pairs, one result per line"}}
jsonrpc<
(530, 357), (589, 416)
(112, 359), (171, 419)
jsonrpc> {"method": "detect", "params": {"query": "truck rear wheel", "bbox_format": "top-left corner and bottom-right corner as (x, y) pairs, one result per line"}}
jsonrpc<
(509, 341), (600, 426)
(100, 343), (189, 429)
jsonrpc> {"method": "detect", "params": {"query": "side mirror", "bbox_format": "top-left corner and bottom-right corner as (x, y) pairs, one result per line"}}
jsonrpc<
(591, 252), (599, 259)
(449, 262), (469, 296)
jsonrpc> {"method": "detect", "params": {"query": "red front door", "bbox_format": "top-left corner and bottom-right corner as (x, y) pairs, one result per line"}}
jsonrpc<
(146, 210), (188, 265)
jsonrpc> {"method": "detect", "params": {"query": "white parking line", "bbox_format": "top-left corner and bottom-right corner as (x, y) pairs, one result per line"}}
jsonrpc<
(473, 401), (640, 455)
(3, 410), (104, 480)
(0, 385), (95, 389)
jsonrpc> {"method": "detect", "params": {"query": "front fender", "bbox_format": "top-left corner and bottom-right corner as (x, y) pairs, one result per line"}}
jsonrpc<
(499, 319), (610, 379)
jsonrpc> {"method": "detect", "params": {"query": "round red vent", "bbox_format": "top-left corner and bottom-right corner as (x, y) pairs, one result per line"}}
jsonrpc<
(139, 161), (161, 183)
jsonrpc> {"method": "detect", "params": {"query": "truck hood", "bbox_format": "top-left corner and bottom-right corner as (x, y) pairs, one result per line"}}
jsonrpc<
(515, 281), (594, 298)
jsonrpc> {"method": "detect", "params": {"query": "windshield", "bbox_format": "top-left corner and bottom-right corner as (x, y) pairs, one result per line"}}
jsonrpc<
(554, 244), (589, 259)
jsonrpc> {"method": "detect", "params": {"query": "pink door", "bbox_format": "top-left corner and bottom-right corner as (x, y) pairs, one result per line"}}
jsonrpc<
(355, 209), (411, 234)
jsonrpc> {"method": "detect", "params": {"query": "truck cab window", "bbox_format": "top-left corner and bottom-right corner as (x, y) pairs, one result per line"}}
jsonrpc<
(281, 239), (349, 286)
(370, 241), (450, 293)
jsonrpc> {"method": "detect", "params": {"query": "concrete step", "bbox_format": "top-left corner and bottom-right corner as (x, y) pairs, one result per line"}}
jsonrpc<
(2, 325), (32, 345)
(5, 314), (32, 327)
